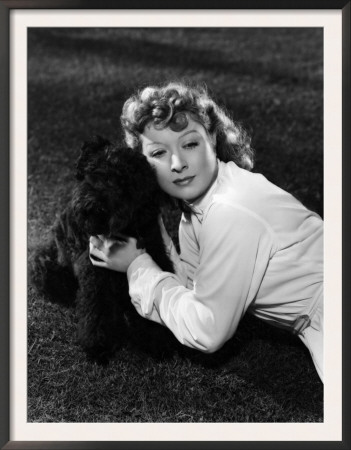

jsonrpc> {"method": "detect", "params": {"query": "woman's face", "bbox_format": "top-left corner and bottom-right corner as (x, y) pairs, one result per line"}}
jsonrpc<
(140, 117), (218, 203)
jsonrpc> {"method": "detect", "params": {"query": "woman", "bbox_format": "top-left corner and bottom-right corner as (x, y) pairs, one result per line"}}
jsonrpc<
(89, 82), (323, 382)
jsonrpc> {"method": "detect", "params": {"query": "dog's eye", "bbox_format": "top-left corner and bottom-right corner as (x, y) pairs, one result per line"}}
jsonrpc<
(96, 207), (107, 216)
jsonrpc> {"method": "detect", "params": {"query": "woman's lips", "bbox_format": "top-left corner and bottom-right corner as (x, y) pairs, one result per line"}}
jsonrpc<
(173, 176), (195, 186)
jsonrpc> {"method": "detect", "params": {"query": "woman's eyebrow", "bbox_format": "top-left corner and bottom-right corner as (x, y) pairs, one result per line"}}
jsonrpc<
(146, 141), (165, 147)
(145, 130), (199, 147)
(180, 129), (199, 138)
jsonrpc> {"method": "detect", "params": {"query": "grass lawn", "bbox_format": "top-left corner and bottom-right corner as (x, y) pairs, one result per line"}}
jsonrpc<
(28, 27), (323, 423)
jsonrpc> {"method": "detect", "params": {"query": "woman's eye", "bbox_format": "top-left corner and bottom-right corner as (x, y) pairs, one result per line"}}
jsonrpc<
(151, 149), (166, 158)
(183, 141), (198, 149)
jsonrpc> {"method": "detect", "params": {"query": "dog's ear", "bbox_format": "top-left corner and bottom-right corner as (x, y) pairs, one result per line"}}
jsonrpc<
(75, 135), (111, 180)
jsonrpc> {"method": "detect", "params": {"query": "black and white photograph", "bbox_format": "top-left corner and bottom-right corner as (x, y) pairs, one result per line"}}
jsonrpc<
(1, 3), (349, 449)
(27, 26), (324, 423)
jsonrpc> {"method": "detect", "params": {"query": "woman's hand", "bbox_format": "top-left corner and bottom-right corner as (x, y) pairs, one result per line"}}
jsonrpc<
(89, 235), (145, 273)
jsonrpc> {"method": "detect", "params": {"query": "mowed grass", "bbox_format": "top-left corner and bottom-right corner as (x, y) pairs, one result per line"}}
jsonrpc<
(28, 28), (323, 423)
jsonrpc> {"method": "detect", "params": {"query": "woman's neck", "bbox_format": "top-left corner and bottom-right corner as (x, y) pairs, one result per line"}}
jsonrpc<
(187, 159), (220, 209)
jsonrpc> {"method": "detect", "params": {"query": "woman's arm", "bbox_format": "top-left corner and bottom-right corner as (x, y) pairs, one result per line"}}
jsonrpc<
(127, 203), (275, 353)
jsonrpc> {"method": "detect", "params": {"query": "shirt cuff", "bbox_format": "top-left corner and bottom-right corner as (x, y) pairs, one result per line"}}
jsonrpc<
(127, 252), (174, 318)
(127, 252), (161, 281)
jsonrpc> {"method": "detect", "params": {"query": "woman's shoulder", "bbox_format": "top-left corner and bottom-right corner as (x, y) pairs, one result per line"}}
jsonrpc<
(217, 160), (311, 213)
(214, 161), (271, 211)
(205, 197), (275, 234)
(210, 161), (323, 243)
(218, 160), (270, 189)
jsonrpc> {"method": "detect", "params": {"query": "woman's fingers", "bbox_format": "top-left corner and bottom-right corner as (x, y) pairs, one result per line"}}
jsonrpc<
(89, 235), (103, 249)
(89, 235), (127, 266)
(89, 235), (144, 272)
(89, 242), (108, 266)
(93, 235), (128, 252)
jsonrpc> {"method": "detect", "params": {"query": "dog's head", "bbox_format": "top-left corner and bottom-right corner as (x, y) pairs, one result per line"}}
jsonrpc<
(72, 135), (164, 239)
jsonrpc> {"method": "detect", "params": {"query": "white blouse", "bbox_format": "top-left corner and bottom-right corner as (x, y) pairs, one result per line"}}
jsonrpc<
(127, 161), (323, 353)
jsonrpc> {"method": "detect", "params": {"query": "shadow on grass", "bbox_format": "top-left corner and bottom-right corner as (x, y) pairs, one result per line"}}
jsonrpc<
(168, 315), (323, 422)
(29, 28), (323, 90)
(111, 307), (323, 422)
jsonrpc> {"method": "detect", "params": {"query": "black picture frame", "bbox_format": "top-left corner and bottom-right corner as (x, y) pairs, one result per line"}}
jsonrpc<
(0, 1), (350, 449)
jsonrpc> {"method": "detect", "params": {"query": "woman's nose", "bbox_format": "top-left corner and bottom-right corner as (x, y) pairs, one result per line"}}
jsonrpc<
(171, 153), (187, 172)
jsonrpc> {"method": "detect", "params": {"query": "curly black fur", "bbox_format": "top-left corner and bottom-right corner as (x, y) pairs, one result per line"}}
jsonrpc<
(29, 136), (174, 363)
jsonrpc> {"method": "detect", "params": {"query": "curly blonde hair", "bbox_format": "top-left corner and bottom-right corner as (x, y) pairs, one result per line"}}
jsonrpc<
(121, 81), (254, 170)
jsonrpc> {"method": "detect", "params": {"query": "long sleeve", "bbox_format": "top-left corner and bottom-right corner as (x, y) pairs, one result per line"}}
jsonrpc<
(127, 203), (275, 353)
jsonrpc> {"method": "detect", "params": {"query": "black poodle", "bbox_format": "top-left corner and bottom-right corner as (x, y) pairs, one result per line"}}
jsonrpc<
(29, 136), (174, 363)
